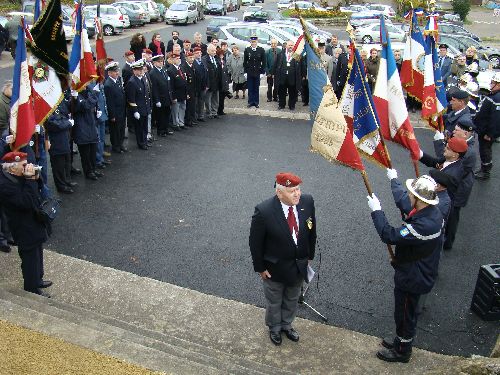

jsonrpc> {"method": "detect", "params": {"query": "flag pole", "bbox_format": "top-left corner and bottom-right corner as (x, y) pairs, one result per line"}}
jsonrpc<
(360, 170), (396, 262)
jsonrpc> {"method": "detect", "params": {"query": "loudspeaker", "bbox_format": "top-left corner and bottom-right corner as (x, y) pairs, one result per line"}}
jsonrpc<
(470, 264), (500, 321)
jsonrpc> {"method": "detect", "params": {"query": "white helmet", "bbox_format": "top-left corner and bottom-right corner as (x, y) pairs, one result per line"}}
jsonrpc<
(492, 71), (500, 83)
(466, 62), (479, 74)
(465, 81), (479, 98)
(405, 175), (439, 205)
(459, 73), (473, 84)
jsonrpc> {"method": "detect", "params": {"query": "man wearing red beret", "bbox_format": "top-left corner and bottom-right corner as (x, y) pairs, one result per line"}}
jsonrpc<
(249, 172), (317, 346)
(0, 152), (52, 297)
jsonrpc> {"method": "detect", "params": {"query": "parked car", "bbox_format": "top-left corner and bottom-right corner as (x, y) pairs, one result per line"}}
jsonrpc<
(128, 0), (161, 22)
(113, 2), (149, 24)
(354, 22), (406, 43)
(440, 34), (500, 68)
(268, 21), (323, 41)
(156, 2), (166, 21)
(288, 1), (327, 11)
(179, 0), (206, 20)
(350, 12), (390, 28)
(206, 15), (238, 42)
(277, 0), (291, 10)
(84, 6), (124, 36)
(241, 0), (256, 5)
(165, 2), (198, 24)
(272, 18), (332, 41)
(339, 4), (369, 13)
(216, 22), (295, 51)
(366, 3), (396, 18)
(21, 3), (76, 41)
(243, 9), (283, 22)
(205, 0), (228, 15)
(227, 0), (241, 12)
(438, 22), (481, 42)
(242, 5), (262, 20)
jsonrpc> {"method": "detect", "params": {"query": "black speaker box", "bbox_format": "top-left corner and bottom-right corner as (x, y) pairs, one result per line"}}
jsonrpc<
(470, 264), (500, 321)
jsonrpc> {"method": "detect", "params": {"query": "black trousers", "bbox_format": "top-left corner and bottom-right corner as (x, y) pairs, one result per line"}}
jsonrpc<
(185, 96), (196, 125)
(267, 76), (277, 101)
(129, 113), (148, 147)
(444, 205), (461, 249)
(109, 115), (126, 151)
(152, 105), (171, 135)
(394, 287), (420, 353)
(301, 78), (309, 105)
(18, 243), (43, 293)
(49, 152), (71, 190)
(279, 83), (298, 109)
(77, 143), (97, 177)
(218, 90), (226, 114)
(478, 136), (494, 166)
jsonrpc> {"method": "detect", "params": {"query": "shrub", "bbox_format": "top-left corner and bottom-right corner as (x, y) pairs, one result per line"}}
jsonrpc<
(451, 0), (471, 21)
(288, 9), (346, 18)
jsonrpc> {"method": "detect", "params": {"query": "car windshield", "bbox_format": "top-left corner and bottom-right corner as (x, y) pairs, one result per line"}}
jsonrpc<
(170, 3), (188, 10)
(248, 6), (261, 11)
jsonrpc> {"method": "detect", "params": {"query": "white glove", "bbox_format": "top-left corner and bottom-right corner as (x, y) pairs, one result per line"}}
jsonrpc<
(93, 84), (100, 92)
(434, 131), (444, 141)
(96, 110), (102, 119)
(156, 102), (161, 108)
(367, 194), (382, 212)
(386, 168), (398, 180)
(5, 135), (14, 144)
(243, 73), (247, 79)
(68, 119), (74, 127)
(133, 112), (140, 120)
(35, 124), (41, 133)
(71, 89), (78, 98)
(419, 149), (423, 159)
(260, 74), (265, 79)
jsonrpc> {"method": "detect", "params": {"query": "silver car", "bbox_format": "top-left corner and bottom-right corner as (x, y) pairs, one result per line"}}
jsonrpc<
(354, 22), (406, 44)
(128, 0), (161, 22)
(216, 22), (295, 51)
(165, 2), (199, 24)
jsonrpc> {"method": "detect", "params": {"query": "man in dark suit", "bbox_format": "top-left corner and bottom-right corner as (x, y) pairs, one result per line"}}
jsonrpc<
(438, 44), (453, 85)
(122, 50), (135, 87)
(265, 39), (281, 102)
(274, 41), (302, 110)
(167, 53), (188, 130)
(149, 55), (173, 137)
(202, 44), (221, 119)
(444, 89), (472, 135)
(249, 172), (317, 346)
(104, 62), (128, 153)
(193, 47), (208, 122)
(335, 49), (349, 100)
(126, 59), (150, 150)
(182, 51), (198, 127)
(243, 35), (266, 108)
(166, 30), (183, 53)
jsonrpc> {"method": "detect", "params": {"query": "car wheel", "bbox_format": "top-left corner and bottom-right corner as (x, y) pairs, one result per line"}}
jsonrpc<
(489, 55), (500, 69)
(103, 25), (114, 36)
(361, 35), (373, 44)
(193, 16), (197, 24)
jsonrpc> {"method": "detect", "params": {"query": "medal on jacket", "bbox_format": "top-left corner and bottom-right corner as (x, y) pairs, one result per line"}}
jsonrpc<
(306, 217), (313, 230)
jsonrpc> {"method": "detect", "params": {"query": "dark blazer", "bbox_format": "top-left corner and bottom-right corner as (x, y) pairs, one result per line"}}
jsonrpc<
(273, 50), (302, 86)
(193, 59), (208, 91)
(149, 67), (172, 106)
(0, 171), (48, 248)
(192, 42), (207, 56)
(243, 46), (266, 77)
(126, 75), (150, 116)
(181, 62), (197, 98)
(419, 151), (463, 202)
(46, 97), (72, 155)
(104, 76), (126, 122)
(167, 64), (187, 101)
(201, 54), (221, 91)
(335, 52), (349, 98)
(148, 41), (166, 57)
(265, 47), (281, 75)
(249, 194), (317, 286)
(166, 38), (184, 53)
(72, 88), (99, 145)
(440, 56), (452, 84)
(122, 63), (133, 87)
(444, 107), (472, 135)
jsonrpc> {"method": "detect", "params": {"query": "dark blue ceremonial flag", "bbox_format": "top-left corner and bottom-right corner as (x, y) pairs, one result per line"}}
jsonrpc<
(304, 41), (330, 120)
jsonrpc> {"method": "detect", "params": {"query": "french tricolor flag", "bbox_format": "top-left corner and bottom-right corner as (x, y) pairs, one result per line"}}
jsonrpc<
(10, 21), (36, 151)
(69, 0), (97, 90)
(373, 16), (421, 161)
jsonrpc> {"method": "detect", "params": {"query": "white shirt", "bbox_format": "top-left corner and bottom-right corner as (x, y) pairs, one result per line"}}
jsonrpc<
(281, 202), (299, 245)
(442, 159), (458, 170)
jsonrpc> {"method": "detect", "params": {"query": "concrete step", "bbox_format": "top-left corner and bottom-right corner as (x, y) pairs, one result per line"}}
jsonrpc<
(0, 287), (294, 375)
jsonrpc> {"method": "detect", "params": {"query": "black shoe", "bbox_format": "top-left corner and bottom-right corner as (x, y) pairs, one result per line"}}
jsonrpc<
(273, 98), (278, 102)
(71, 167), (82, 175)
(120, 147), (129, 152)
(278, 106), (285, 110)
(57, 186), (74, 194)
(180, 126), (188, 130)
(103, 160), (112, 165)
(303, 102), (309, 106)
(94, 171), (104, 178)
(173, 126), (181, 131)
(213, 115), (219, 119)
(267, 99), (272, 102)
(255, 105), (259, 108)
(198, 118), (205, 122)
(40, 280), (53, 288)
(0, 245), (11, 253)
(474, 171), (490, 180)
(138, 145), (148, 150)
(167, 130), (174, 134)
(281, 328), (299, 342)
(192, 121), (198, 126)
(376, 348), (411, 363)
(86, 173), (98, 181)
(72, 150), (78, 155)
(113, 148), (123, 154)
(218, 112), (226, 116)
(28, 289), (51, 298)
(96, 163), (106, 169)
(67, 182), (78, 187)
(226, 93), (233, 99)
(269, 331), (282, 346)
(289, 106), (295, 110)
(247, 104), (253, 108)
(381, 337), (394, 349)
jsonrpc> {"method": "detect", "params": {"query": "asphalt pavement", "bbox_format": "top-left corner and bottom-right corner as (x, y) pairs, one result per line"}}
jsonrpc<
(40, 113), (499, 358)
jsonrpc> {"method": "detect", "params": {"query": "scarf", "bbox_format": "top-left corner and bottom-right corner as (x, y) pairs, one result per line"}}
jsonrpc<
(153, 40), (162, 56)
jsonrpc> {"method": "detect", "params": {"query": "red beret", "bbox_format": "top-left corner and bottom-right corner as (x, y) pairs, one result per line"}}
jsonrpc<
(171, 53), (180, 58)
(276, 172), (302, 187)
(186, 51), (194, 57)
(143, 48), (153, 54)
(447, 137), (468, 153)
(124, 50), (134, 57)
(183, 39), (191, 44)
(193, 47), (202, 53)
(2, 151), (28, 163)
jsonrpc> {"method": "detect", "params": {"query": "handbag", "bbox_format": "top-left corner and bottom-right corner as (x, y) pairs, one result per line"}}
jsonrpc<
(37, 197), (61, 223)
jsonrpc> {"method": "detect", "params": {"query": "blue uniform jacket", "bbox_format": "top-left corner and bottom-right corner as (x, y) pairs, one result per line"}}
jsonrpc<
(46, 97), (72, 156)
(73, 88), (99, 145)
(92, 82), (109, 122)
(371, 203), (444, 295)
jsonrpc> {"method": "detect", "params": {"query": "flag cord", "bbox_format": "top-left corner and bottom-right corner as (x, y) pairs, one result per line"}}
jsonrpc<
(360, 170), (396, 262)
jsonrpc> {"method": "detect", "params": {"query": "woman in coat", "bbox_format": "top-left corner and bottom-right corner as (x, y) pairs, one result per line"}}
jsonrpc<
(148, 33), (166, 57)
(365, 48), (379, 93)
(130, 33), (147, 62)
(227, 45), (246, 99)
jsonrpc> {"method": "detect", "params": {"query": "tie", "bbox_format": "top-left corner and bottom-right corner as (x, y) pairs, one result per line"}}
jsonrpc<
(287, 206), (298, 238)
(177, 67), (185, 80)
(439, 56), (443, 68)
(211, 56), (217, 68)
